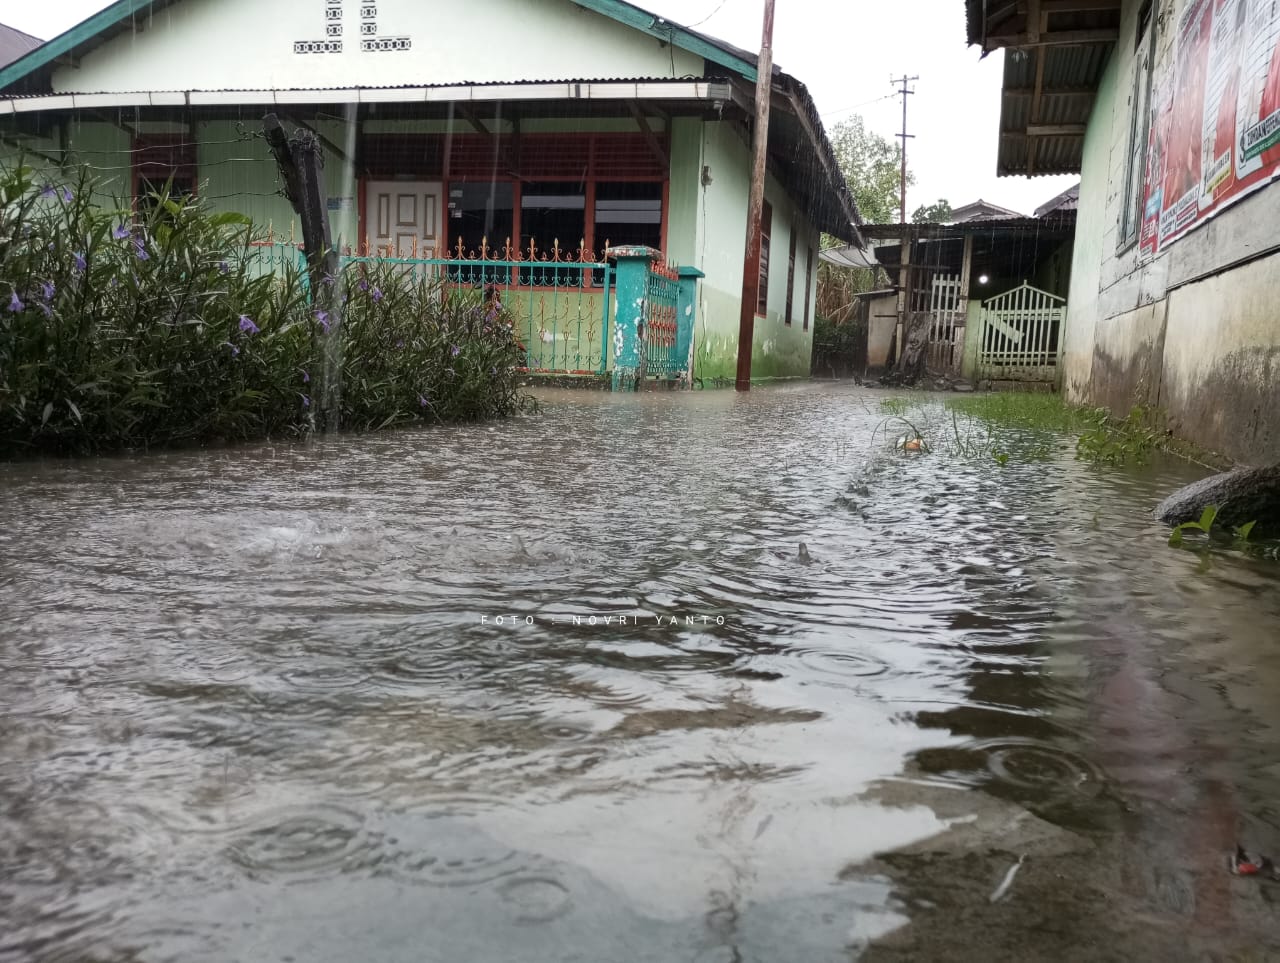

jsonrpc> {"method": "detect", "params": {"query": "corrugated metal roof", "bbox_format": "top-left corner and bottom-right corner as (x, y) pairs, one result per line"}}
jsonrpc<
(0, 23), (42, 70)
(1034, 182), (1080, 216)
(964, 0), (1119, 177)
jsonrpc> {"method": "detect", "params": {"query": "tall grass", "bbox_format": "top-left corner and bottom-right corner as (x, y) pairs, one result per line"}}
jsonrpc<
(0, 163), (530, 456)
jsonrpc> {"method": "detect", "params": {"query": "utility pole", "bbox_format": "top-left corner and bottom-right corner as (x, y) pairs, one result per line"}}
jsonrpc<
(735, 0), (776, 393)
(891, 74), (918, 224)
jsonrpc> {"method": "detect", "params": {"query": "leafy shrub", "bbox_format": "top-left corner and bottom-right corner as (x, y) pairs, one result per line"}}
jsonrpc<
(0, 162), (529, 456)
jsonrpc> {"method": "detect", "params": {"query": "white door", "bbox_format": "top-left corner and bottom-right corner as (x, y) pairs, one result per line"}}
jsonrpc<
(364, 180), (443, 259)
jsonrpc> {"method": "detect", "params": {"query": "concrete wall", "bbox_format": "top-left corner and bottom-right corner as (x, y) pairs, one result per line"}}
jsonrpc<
(690, 120), (819, 382)
(867, 292), (899, 371)
(51, 0), (703, 92)
(1062, 0), (1280, 462)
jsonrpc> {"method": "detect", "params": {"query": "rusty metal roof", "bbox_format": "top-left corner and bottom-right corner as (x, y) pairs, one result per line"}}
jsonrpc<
(964, 0), (1120, 177)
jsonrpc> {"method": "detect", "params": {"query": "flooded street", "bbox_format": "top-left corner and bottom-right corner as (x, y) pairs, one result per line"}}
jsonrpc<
(2, 382), (1279, 961)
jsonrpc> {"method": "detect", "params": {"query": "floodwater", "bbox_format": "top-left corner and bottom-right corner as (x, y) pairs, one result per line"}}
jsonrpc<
(1, 383), (1278, 962)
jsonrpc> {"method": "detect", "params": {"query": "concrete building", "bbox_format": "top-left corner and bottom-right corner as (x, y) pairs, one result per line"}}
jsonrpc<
(0, 0), (864, 384)
(967, 0), (1280, 461)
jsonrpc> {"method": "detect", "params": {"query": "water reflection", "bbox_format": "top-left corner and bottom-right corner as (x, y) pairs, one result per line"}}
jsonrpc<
(1, 383), (1278, 961)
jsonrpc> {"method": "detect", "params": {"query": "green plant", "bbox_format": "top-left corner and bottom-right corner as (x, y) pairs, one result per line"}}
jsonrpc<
(1075, 405), (1162, 466)
(879, 396), (911, 417)
(1233, 520), (1257, 544)
(0, 160), (531, 457)
(1168, 505), (1219, 546)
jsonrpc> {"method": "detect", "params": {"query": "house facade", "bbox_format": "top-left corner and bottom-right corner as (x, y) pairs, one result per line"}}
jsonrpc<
(968, 0), (1280, 461)
(0, 0), (863, 384)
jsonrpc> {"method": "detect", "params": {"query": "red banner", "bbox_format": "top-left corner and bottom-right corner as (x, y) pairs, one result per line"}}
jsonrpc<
(1140, 0), (1280, 254)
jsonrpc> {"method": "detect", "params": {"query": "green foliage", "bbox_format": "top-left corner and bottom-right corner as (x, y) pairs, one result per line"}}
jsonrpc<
(879, 396), (911, 417)
(0, 162), (529, 457)
(1074, 405), (1162, 466)
(1169, 505), (1219, 546)
(945, 392), (1088, 432)
(812, 313), (867, 377)
(911, 199), (953, 224)
(1234, 520), (1257, 543)
(827, 116), (912, 226)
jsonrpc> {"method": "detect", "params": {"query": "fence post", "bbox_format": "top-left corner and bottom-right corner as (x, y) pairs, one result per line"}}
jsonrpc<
(608, 246), (660, 391)
(675, 266), (704, 387)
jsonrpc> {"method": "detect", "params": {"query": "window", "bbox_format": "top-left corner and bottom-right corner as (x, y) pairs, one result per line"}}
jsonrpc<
(1119, 0), (1155, 249)
(757, 200), (772, 316)
(448, 181), (514, 257)
(448, 181), (515, 286)
(803, 246), (814, 331)
(520, 181), (586, 256)
(784, 224), (797, 325)
(594, 182), (662, 251)
(133, 136), (197, 217)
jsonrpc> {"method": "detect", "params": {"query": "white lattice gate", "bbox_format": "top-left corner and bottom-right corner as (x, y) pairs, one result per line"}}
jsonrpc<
(927, 273), (965, 373)
(976, 282), (1065, 384)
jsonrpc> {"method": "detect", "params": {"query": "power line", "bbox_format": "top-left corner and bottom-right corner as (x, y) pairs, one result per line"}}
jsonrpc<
(685, 0), (733, 28)
(819, 92), (896, 118)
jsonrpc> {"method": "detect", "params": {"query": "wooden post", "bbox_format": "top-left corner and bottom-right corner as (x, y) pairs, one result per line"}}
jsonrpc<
(955, 233), (974, 372)
(264, 113), (342, 431)
(734, 0), (776, 392)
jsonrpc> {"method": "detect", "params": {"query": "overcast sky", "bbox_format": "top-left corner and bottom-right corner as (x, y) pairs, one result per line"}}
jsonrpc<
(2, 0), (1078, 217)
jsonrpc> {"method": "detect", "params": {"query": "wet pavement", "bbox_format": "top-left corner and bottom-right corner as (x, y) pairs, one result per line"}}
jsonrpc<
(1, 382), (1278, 961)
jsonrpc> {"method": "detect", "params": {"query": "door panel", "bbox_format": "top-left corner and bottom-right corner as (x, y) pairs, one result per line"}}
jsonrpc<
(364, 180), (443, 260)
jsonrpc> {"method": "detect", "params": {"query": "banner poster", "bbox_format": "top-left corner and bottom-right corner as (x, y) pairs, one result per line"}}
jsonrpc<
(1138, 0), (1280, 254)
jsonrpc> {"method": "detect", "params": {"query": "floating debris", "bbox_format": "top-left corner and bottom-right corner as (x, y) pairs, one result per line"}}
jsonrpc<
(1230, 845), (1279, 880)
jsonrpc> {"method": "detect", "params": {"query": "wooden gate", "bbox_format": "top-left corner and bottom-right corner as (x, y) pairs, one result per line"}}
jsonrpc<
(926, 273), (965, 373)
(976, 282), (1065, 384)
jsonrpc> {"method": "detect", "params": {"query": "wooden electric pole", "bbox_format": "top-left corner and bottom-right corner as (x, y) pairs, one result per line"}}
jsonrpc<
(892, 74), (918, 225)
(734, 0), (776, 393)
(264, 113), (343, 430)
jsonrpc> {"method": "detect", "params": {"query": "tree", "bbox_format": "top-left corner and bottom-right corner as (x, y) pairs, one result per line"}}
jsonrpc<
(817, 116), (912, 323)
(912, 199), (953, 224)
(827, 116), (912, 228)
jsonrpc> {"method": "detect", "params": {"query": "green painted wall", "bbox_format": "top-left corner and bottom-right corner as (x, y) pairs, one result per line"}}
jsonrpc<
(687, 120), (819, 383)
(1061, 41), (1120, 401)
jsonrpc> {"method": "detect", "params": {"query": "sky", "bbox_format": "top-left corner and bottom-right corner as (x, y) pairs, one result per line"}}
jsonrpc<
(1, 0), (1078, 218)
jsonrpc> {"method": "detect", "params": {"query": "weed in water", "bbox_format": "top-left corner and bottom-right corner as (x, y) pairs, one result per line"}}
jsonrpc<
(1169, 505), (1219, 546)
(879, 397), (912, 418)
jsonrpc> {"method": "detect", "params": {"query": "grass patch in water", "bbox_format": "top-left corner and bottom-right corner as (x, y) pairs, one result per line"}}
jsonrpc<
(879, 396), (915, 418)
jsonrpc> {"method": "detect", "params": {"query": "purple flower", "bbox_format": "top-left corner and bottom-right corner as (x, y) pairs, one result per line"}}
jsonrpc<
(315, 308), (330, 334)
(238, 315), (259, 335)
(418, 394), (429, 407)
(61, 187), (73, 203)
(40, 281), (55, 302)
(40, 185), (56, 199)
(371, 286), (383, 303)
(395, 338), (404, 349)
(222, 341), (240, 356)
(73, 252), (87, 274)
(358, 279), (369, 292)
(301, 368), (310, 384)
(301, 394), (311, 408)
(8, 291), (23, 312)
(133, 237), (149, 261)
(218, 260), (229, 275)
(450, 344), (460, 357)
(113, 225), (130, 240)
(490, 366), (497, 376)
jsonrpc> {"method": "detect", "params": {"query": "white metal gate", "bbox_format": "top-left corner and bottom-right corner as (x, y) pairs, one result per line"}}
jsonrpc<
(976, 282), (1065, 383)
